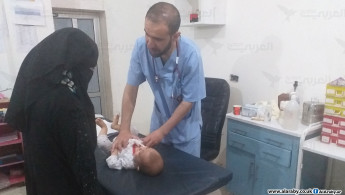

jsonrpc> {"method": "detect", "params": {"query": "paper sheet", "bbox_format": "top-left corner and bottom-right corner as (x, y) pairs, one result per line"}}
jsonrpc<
(13, 0), (45, 26)
(15, 25), (38, 52)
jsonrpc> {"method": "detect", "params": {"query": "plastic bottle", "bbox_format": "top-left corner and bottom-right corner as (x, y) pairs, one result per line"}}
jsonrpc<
(292, 81), (300, 104)
(281, 92), (300, 130)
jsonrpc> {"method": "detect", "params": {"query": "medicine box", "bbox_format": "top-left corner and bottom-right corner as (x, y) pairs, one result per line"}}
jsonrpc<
(323, 115), (345, 127)
(326, 77), (345, 98)
(325, 96), (345, 107)
(321, 77), (345, 148)
(338, 137), (345, 147)
(320, 132), (338, 144)
(322, 122), (345, 136)
(324, 105), (345, 117)
(321, 132), (330, 143)
(240, 104), (258, 117)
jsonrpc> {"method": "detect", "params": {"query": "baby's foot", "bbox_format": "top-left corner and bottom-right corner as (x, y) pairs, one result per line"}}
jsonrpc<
(95, 118), (107, 128)
(111, 114), (120, 130)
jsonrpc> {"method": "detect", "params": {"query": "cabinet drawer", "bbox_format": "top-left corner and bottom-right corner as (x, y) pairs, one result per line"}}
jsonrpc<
(228, 132), (292, 168)
(228, 119), (295, 150)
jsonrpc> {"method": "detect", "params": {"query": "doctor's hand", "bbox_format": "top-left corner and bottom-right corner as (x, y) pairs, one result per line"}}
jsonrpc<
(142, 129), (165, 147)
(112, 130), (132, 152)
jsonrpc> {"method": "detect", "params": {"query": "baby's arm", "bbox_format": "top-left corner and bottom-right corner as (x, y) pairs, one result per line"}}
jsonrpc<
(96, 119), (112, 152)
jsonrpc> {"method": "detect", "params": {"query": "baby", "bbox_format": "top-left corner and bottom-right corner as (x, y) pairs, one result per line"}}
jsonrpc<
(96, 115), (164, 176)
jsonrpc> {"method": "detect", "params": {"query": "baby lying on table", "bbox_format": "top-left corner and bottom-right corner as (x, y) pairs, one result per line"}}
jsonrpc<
(96, 115), (164, 176)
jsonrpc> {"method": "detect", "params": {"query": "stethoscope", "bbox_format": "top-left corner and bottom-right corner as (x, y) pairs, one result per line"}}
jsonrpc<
(152, 39), (180, 83)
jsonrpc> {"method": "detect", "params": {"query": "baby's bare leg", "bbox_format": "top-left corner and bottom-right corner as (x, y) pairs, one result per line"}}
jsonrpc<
(111, 114), (120, 130)
(95, 118), (108, 135)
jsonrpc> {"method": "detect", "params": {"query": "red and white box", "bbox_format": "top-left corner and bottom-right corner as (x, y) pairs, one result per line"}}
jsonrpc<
(322, 123), (333, 134)
(337, 137), (345, 147)
(320, 132), (338, 144)
(321, 78), (345, 148)
(323, 114), (345, 127)
(339, 128), (345, 138)
(320, 132), (331, 143)
(330, 134), (338, 144)
(322, 123), (343, 135)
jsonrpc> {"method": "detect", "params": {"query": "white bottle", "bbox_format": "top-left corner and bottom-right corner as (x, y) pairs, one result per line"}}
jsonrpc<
(281, 92), (300, 130)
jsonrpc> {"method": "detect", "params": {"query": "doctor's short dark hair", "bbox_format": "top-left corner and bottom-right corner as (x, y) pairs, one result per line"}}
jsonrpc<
(145, 2), (181, 35)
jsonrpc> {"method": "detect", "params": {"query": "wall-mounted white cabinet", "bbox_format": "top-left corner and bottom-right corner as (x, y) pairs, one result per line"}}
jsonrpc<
(178, 0), (226, 27)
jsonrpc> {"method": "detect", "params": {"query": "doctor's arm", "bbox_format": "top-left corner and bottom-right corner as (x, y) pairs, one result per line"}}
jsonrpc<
(112, 84), (138, 151)
(142, 100), (193, 147)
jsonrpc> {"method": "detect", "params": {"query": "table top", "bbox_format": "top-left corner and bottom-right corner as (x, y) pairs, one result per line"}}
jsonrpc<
(227, 113), (321, 138)
(303, 136), (345, 162)
(96, 143), (232, 195)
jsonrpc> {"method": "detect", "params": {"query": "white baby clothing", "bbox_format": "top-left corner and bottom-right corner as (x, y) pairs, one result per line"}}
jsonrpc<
(97, 136), (144, 170)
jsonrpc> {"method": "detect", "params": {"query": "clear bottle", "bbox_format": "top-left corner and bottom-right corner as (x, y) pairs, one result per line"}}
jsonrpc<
(281, 92), (300, 130)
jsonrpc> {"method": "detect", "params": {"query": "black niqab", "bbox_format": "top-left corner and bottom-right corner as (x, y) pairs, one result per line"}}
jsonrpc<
(5, 28), (103, 195)
(6, 27), (98, 131)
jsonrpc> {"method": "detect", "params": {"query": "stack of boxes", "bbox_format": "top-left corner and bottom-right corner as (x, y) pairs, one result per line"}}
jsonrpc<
(321, 77), (345, 147)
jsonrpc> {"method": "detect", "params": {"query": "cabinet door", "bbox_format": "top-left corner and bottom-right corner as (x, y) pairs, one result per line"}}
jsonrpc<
(227, 130), (295, 195)
(254, 158), (295, 194)
(253, 139), (295, 194)
(227, 132), (255, 195)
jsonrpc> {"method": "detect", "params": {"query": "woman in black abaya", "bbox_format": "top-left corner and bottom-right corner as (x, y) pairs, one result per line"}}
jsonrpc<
(5, 28), (103, 195)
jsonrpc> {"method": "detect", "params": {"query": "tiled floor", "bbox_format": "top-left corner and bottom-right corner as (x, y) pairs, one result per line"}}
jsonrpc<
(0, 185), (231, 195)
(0, 184), (26, 195)
(209, 186), (232, 195)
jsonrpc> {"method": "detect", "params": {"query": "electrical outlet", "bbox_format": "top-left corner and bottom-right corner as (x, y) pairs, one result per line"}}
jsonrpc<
(230, 74), (239, 82)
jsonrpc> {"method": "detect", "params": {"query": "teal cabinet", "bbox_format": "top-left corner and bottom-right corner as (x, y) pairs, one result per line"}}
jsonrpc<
(226, 118), (300, 195)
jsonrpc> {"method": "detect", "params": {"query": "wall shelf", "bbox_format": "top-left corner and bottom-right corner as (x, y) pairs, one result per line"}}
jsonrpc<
(303, 137), (345, 162)
(181, 22), (225, 27)
(178, 0), (226, 28)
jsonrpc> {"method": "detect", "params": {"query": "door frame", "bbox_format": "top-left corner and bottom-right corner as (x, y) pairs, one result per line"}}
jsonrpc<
(52, 10), (113, 118)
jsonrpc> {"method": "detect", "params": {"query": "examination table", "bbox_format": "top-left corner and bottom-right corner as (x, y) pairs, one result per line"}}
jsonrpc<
(95, 137), (233, 195)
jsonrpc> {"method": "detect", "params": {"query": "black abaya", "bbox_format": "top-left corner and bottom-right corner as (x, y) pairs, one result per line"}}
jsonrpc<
(5, 28), (103, 195)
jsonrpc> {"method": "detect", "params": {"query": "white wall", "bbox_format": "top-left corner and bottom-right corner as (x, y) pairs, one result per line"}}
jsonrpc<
(3, 0), (345, 138)
(2, 0), (345, 187)
(103, 0), (155, 131)
(194, 0), (345, 107)
(6, 0), (343, 134)
(105, 0), (345, 132)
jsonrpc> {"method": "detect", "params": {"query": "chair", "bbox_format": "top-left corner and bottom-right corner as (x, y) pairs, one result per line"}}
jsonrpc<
(200, 77), (230, 161)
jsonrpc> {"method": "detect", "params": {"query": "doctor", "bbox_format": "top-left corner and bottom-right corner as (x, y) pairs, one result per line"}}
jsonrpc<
(113, 2), (205, 157)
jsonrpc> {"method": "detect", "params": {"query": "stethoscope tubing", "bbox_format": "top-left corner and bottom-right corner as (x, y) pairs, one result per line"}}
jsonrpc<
(152, 39), (180, 83)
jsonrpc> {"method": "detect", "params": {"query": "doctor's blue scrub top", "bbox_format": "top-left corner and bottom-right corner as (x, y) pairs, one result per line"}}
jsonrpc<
(127, 36), (206, 144)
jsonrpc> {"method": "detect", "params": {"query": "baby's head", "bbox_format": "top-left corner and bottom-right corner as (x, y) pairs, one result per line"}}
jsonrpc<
(133, 147), (163, 176)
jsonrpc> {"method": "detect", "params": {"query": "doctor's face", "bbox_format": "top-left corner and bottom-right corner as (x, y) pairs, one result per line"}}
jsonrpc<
(144, 19), (173, 57)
